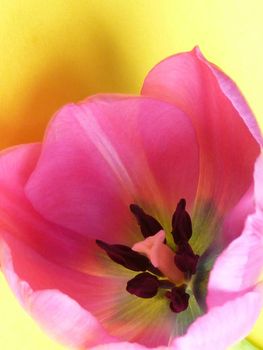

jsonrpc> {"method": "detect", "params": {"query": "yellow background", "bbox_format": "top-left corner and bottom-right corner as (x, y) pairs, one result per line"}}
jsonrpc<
(0, 1), (263, 348)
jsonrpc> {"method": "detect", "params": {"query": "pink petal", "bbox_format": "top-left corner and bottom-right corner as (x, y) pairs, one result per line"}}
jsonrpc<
(142, 48), (260, 216)
(1, 230), (129, 314)
(1, 232), (179, 347)
(0, 144), (112, 276)
(0, 126), (191, 347)
(196, 48), (263, 147)
(208, 154), (263, 308)
(90, 343), (165, 350)
(173, 286), (263, 350)
(0, 241), (116, 348)
(221, 185), (254, 245)
(25, 95), (199, 241)
(90, 343), (167, 350)
(254, 154), (263, 212)
(207, 213), (263, 308)
(0, 143), (41, 188)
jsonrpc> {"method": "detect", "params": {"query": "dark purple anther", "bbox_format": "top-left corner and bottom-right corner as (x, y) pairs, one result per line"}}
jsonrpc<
(126, 272), (160, 298)
(171, 198), (192, 245)
(174, 242), (199, 275)
(130, 204), (163, 238)
(96, 240), (150, 272)
(96, 200), (197, 314)
(166, 285), (190, 313)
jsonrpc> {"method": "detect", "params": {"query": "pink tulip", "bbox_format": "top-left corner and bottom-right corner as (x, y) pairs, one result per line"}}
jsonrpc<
(0, 47), (263, 350)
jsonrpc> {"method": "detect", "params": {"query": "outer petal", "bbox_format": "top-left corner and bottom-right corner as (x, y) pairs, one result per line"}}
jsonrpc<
(0, 241), (115, 348)
(142, 47), (260, 217)
(221, 185), (254, 245)
(207, 154), (263, 308)
(90, 343), (167, 350)
(207, 214), (263, 308)
(90, 343), (166, 350)
(173, 287), (263, 350)
(254, 153), (263, 213)
(25, 95), (199, 241)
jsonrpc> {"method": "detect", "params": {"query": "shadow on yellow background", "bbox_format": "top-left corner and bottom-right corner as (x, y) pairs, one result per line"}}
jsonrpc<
(1, 0), (263, 348)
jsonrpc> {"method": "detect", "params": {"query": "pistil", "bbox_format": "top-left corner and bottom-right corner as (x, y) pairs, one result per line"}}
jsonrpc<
(132, 230), (185, 285)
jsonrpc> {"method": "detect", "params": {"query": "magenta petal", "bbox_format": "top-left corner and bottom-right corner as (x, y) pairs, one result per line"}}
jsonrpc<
(173, 287), (263, 350)
(0, 241), (116, 348)
(0, 144), (110, 276)
(142, 48), (260, 214)
(25, 95), (199, 240)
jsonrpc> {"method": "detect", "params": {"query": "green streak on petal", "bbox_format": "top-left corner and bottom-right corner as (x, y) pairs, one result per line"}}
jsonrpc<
(191, 243), (219, 309)
(191, 200), (222, 255)
(168, 290), (203, 345)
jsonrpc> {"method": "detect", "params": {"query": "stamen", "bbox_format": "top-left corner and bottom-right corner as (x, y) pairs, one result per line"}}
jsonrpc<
(96, 199), (198, 314)
(159, 279), (175, 289)
(130, 204), (163, 238)
(174, 242), (199, 276)
(126, 272), (160, 298)
(147, 264), (164, 277)
(171, 198), (192, 245)
(166, 285), (190, 313)
(96, 239), (151, 272)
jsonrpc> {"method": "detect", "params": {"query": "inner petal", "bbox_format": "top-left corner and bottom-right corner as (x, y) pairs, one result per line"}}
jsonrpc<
(25, 95), (199, 243)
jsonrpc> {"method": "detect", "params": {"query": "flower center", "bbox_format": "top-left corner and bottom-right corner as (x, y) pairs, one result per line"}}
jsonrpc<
(96, 199), (199, 313)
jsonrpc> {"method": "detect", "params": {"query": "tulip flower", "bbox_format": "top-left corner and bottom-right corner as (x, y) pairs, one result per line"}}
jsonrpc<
(0, 47), (262, 350)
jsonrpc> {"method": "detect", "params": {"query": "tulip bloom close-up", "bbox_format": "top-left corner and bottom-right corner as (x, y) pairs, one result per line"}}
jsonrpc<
(0, 47), (263, 349)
